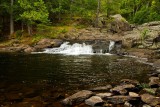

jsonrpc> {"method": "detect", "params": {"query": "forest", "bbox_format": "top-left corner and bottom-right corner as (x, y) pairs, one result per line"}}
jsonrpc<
(0, 0), (160, 39)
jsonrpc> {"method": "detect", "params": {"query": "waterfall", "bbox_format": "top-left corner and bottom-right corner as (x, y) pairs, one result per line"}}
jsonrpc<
(109, 40), (115, 52)
(42, 42), (93, 55)
(33, 41), (114, 55)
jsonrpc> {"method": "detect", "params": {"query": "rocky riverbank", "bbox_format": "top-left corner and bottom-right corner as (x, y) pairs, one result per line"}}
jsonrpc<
(61, 74), (160, 107)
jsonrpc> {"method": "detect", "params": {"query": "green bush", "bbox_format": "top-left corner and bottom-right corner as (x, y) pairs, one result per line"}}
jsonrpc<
(36, 24), (57, 39)
(15, 30), (23, 39)
(140, 29), (149, 44)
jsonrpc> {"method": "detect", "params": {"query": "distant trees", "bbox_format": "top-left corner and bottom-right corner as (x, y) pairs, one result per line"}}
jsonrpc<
(120, 0), (160, 24)
(10, 0), (14, 35)
(18, 0), (49, 35)
(0, 0), (160, 36)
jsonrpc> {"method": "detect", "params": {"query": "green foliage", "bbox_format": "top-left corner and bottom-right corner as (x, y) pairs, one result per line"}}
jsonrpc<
(139, 83), (150, 88)
(15, 30), (23, 39)
(32, 35), (45, 43)
(144, 88), (156, 95)
(1, 0), (160, 38)
(18, 0), (49, 25)
(36, 24), (67, 39)
(36, 24), (56, 38)
(140, 29), (149, 43)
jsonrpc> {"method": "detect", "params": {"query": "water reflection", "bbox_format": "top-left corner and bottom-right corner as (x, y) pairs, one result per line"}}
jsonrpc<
(0, 53), (152, 91)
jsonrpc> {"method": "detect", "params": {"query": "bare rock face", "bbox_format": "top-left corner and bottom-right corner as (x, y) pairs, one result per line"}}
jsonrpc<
(85, 96), (104, 107)
(61, 90), (94, 106)
(141, 94), (160, 106)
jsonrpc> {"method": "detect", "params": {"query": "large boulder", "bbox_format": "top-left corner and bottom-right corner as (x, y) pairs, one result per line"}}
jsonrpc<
(85, 96), (104, 107)
(61, 90), (94, 106)
(109, 14), (132, 33)
(92, 40), (110, 53)
(109, 40), (123, 54)
(141, 94), (160, 106)
(34, 39), (63, 50)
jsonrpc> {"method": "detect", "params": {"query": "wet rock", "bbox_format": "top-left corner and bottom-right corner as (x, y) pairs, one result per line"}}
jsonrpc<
(124, 101), (132, 107)
(61, 90), (94, 106)
(129, 92), (139, 97)
(92, 40), (110, 53)
(120, 79), (140, 85)
(142, 104), (152, 107)
(23, 96), (42, 102)
(85, 96), (104, 107)
(15, 101), (44, 107)
(141, 93), (160, 106)
(109, 40), (123, 54)
(110, 87), (127, 95)
(110, 84), (135, 95)
(156, 88), (160, 96)
(107, 95), (136, 104)
(22, 87), (38, 98)
(5, 92), (23, 101)
(24, 47), (36, 53)
(149, 77), (160, 88)
(90, 85), (112, 92)
(153, 59), (160, 68)
(35, 38), (63, 50)
(96, 93), (113, 99)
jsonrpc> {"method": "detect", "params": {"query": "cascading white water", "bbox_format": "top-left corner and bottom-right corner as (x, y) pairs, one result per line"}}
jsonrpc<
(42, 42), (93, 55)
(109, 40), (115, 52)
(33, 41), (115, 55)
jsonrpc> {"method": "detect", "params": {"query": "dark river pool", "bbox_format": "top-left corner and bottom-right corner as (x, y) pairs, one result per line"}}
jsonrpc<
(0, 53), (153, 106)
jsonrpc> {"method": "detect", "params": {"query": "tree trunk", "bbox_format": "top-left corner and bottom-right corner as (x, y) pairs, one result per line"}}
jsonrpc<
(58, 1), (61, 21)
(27, 24), (32, 36)
(95, 0), (101, 27)
(70, 0), (74, 20)
(10, 0), (14, 35)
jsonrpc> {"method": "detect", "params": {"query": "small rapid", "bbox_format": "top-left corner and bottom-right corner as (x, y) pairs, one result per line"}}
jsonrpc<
(34, 41), (115, 55)
(42, 42), (94, 55)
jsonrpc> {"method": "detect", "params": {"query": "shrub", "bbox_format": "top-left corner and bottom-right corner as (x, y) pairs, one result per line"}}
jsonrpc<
(140, 29), (149, 44)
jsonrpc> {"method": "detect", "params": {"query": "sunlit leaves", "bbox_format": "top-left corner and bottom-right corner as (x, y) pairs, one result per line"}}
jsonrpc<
(18, 0), (49, 24)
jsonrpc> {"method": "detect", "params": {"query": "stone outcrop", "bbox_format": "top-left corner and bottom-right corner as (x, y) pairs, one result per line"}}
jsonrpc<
(109, 14), (132, 33)
(61, 90), (94, 106)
